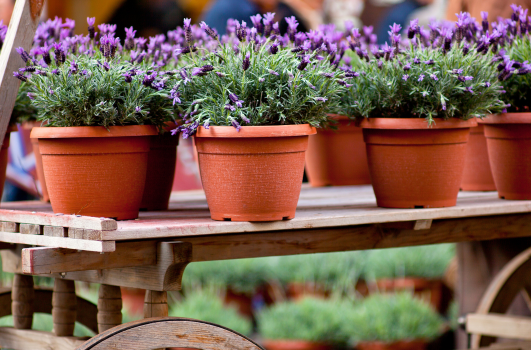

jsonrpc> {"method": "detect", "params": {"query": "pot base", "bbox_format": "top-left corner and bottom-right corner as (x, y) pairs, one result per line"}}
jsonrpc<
(210, 212), (295, 222)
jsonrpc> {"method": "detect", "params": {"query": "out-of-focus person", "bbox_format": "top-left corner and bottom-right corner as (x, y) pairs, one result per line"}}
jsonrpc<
(0, 0), (13, 24)
(375, 0), (434, 44)
(446, 0), (531, 21)
(323, 0), (364, 30)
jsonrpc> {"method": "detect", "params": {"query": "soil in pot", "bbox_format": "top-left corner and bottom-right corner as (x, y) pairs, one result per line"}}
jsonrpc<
(461, 124), (496, 191)
(31, 125), (157, 220)
(140, 131), (179, 211)
(356, 339), (427, 350)
(194, 125), (316, 221)
(361, 118), (476, 208)
(482, 113), (531, 199)
(262, 340), (336, 350)
(305, 116), (370, 186)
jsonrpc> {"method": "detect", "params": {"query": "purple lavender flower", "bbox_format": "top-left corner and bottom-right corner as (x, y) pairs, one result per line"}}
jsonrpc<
(87, 17), (96, 39)
(463, 42), (470, 56)
(216, 72), (226, 78)
(135, 106), (142, 113)
(263, 12), (275, 37)
(259, 77), (265, 82)
(272, 22), (280, 36)
(170, 87), (181, 105)
(13, 72), (27, 82)
(418, 74), (425, 81)
(135, 37), (147, 51)
(511, 4), (521, 22)
(403, 63), (411, 71)
(378, 60), (383, 69)
(236, 21), (247, 42)
(49, 89), (54, 95)
(315, 97), (328, 102)
(229, 93), (239, 104)
(413, 57), (420, 64)
(408, 19), (419, 39)
(16, 47), (31, 63)
(465, 86), (474, 94)
(481, 11), (489, 32)
(337, 79), (353, 87)
(242, 52), (251, 71)
(183, 18), (192, 45)
(452, 68), (464, 75)
(285, 16), (299, 40)
(382, 43), (393, 61)
(423, 59), (434, 65)
(269, 42), (279, 54)
(298, 55), (310, 71)
(225, 104), (236, 111)
(388, 23), (402, 35)
(27, 92), (35, 100)
(321, 72), (334, 78)
(124, 26), (136, 50)
(201, 65), (214, 73)
(51, 69), (59, 75)
(123, 72), (133, 83)
(250, 14), (263, 33)
(203, 120), (210, 129)
(268, 69), (279, 76)
(345, 71), (359, 78)
(103, 61), (110, 71)
(430, 74), (438, 81)
(240, 113), (250, 123)
(142, 72), (156, 88)
(231, 119), (241, 131)
(53, 43), (65, 65)
(192, 67), (206, 77)
(484, 82), (491, 87)
(69, 60), (78, 74)
(402, 74), (409, 81)
(200, 21), (218, 40)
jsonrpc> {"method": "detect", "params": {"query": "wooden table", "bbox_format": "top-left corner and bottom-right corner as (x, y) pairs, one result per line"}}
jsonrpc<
(1, 185), (531, 349)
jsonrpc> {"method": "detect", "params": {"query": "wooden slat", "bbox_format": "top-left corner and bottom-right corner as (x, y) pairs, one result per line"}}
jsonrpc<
(0, 210), (116, 231)
(21, 241), (157, 274)
(0, 327), (87, 350)
(0, 231), (114, 252)
(43, 226), (68, 237)
(0, 0), (44, 140)
(467, 313), (531, 341)
(20, 223), (43, 235)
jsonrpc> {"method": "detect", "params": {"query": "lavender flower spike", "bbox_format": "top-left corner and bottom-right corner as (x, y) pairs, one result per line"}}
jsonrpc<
(200, 21), (218, 40)
(418, 74), (425, 81)
(13, 72), (27, 82)
(87, 17), (96, 39)
(15, 47), (30, 63)
(231, 118), (242, 132)
(481, 11), (489, 32)
(242, 52), (250, 71)
(408, 19), (419, 39)
(183, 18), (192, 46)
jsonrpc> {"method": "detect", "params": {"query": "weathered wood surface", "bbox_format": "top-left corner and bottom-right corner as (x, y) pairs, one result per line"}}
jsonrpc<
(467, 313), (531, 341)
(144, 291), (168, 318)
(0, 231), (114, 252)
(97, 285), (122, 333)
(77, 317), (264, 350)
(52, 279), (76, 336)
(0, 0), (44, 141)
(0, 327), (87, 350)
(0, 209), (116, 231)
(11, 274), (33, 329)
(21, 241), (157, 274)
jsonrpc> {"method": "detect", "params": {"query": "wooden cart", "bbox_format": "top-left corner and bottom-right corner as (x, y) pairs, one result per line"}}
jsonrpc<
(0, 186), (531, 349)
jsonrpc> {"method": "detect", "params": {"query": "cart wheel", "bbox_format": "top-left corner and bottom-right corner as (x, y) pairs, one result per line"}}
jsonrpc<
(0, 287), (98, 334)
(77, 317), (264, 350)
(470, 246), (531, 348)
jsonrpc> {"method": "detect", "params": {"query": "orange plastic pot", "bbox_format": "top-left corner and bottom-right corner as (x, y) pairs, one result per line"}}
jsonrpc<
(361, 118), (476, 208)
(140, 130), (179, 211)
(262, 340), (335, 350)
(305, 116), (370, 186)
(31, 125), (157, 220)
(482, 113), (531, 199)
(194, 125), (316, 221)
(356, 340), (427, 350)
(460, 124), (496, 191)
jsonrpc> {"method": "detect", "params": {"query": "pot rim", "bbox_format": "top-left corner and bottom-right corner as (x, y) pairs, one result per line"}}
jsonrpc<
(360, 118), (477, 130)
(479, 113), (531, 124)
(195, 124), (316, 138)
(30, 125), (158, 139)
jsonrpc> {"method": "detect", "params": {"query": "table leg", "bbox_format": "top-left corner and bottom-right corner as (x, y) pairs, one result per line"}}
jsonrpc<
(97, 284), (122, 333)
(144, 290), (168, 318)
(12, 274), (34, 329)
(52, 279), (76, 336)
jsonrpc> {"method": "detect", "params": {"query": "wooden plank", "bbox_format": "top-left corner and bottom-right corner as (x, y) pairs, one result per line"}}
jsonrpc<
(414, 219), (432, 230)
(0, 327), (87, 350)
(0, 0), (44, 140)
(1, 221), (19, 233)
(0, 231), (114, 252)
(0, 210), (117, 231)
(467, 313), (531, 341)
(43, 226), (68, 237)
(21, 241), (157, 274)
(20, 223), (43, 235)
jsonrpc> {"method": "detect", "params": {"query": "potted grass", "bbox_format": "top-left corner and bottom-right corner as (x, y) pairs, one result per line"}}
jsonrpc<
(363, 244), (455, 313)
(479, 5), (531, 199)
(172, 16), (344, 221)
(347, 293), (444, 350)
(343, 18), (507, 208)
(257, 297), (352, 350)
(16, 19), (176, 219)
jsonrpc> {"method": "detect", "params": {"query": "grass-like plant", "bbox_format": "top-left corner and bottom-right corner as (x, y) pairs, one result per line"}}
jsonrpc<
(169, 290), (252, 336)
(12, 82), (39, 124)
(342, 16), (509, 123)
(257, 297), (352, 344)
(363, 244), (455, 280)
(346, 292), (444, 344)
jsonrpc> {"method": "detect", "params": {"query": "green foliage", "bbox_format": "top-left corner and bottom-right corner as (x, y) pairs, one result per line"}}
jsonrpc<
(501, 35), (531, 112)
(12, 82), (38, 124)
(257, 297), (352, 343)
(177, 40), (344, 133)
(363, 244), (455, 280)
(346, 292), (444, 344)
(169, 290), (252, 336)
(343, 44), (506, 123)
(25, 53), (175, 128)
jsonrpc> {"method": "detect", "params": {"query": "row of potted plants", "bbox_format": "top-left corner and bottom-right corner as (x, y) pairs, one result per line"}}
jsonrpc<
(7, 5), (531, 221)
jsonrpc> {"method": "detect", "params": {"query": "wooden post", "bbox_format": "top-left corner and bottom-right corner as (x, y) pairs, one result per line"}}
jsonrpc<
(11, 274), (34, 329)
(97, 284), (122, 333)
(144, 290), (168, 318)
(52, 279), (76, 336)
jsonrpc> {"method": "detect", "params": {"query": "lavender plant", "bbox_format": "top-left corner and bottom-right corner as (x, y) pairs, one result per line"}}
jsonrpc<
(172, 16), (345, 137)
(342, 16), (508, 123)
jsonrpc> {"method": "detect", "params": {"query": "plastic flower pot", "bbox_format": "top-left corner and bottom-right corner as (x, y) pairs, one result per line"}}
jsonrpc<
(21, 122), (49, 202)
(262, 340), (336, 350)
(140, 123), (179, 211)
(194, 124), (316, 221)
(30, 125), (157, 220)
(305, 115), (371, 186)
(481, 113), (531, 199)
(460, 123), (496, 191)
(360, 118), (477, 208)
(356, 339), (427, 350)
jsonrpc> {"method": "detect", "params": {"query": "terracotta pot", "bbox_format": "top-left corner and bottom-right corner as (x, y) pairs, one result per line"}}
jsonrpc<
(194, 125), (316, 221)
(120, 287), (145, 316)
(481, 113), (531, 199)
(460, 124), (496, 191)
(262, 339), (336, 350)
(0, 130), (11, 200)
(305, 116), (370, 186)
(360, 118), (476, 208)
(30, 125), (157, 220)
(371, 278), (444, 312)
(140, 131), (179, 211)
(285, 282), (330, 301)
(356, 339), (427, 350)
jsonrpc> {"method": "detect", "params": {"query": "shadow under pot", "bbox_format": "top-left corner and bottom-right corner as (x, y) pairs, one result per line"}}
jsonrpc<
(194, 124), (316, 221)
(460, 123), (496, 191)
(305, 115), (371, 186)
(360, 118), (477, 208)
(481, 113), (531, 200)
(30, 125), (157, 220)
